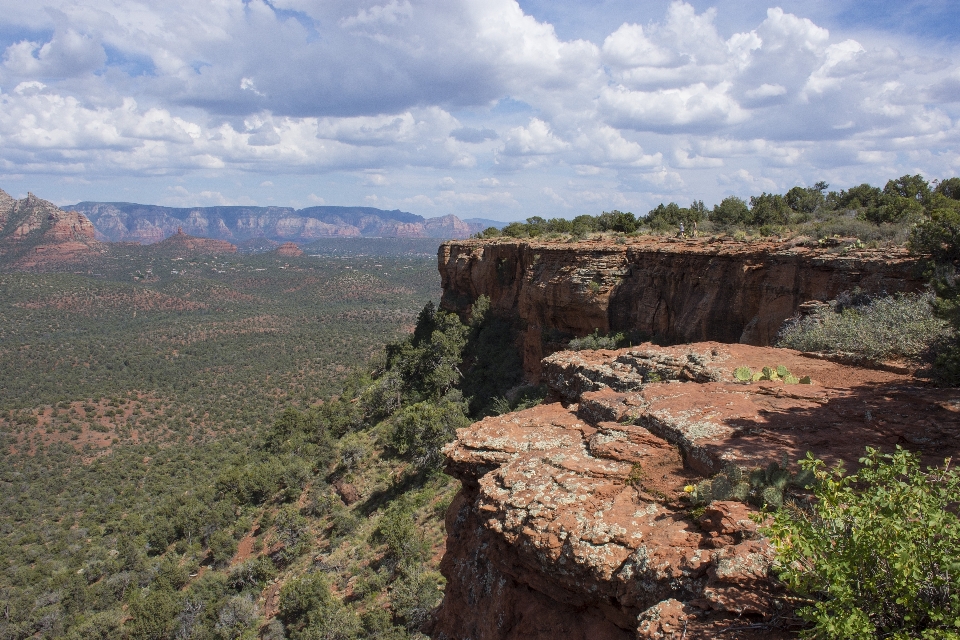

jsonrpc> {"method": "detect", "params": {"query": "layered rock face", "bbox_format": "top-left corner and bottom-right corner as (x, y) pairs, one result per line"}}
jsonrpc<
(432, 343), (960, 639)
(154, 228), (237, 256)
(438, 238), (923, 379)
(0, 189), (103, 268)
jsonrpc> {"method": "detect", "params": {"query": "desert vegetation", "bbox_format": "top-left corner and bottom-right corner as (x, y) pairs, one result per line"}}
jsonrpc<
(776, 291), (950, 364)
(0, 228), (536, 640)
(765, 448), (960, 639)
(0, 243), (480, 639)
(475, 174), (960, 246)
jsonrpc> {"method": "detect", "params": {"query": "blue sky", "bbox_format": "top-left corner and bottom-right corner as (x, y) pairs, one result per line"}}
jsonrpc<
(1, 0), (959, 221)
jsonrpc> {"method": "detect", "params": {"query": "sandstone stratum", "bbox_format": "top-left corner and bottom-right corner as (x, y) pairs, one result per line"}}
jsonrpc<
(439, 237), (924, 379)
(155, 227), (238, 256)
(0, 189), (104, 269)
(431, 342), (960, 639)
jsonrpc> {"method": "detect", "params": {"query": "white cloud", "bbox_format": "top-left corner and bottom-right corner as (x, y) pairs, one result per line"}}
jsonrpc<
(541, 186), (568, 206)
(745, 83), (786, 99)
(601, 82), (749, 130)
(501, 118), (568, 155)
(3, 30), (105, 79)
(0, 0), (959, 218)
(164, 186), (256, 206)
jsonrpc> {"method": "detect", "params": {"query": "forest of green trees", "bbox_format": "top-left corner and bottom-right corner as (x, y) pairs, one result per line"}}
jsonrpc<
(476, 174), (960, 243)
(0, 245), (474, 640)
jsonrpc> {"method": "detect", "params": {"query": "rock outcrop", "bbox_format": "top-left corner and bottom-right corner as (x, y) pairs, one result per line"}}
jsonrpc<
(0, 189), (104, 268)
(274, 242), (305, 257)
(438, 238), (923, 379)
(432, 342), (960, 639)
(153, 228), (237, 256)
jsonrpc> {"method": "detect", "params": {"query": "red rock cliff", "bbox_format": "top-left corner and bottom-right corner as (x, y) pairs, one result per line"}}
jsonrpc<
(438, 238), (922, 379)
(0, 190), (103, 268)
(431, 343), (960, 639)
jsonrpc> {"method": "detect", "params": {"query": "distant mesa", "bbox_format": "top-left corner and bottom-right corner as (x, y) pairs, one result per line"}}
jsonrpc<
(154, 227), (237, 256)
(65, 200), (494, 244)
(0, 188), (103, 269)
(274, 242), (304, 257)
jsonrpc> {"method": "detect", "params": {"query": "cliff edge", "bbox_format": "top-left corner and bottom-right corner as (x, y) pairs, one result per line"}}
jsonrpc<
(431, 343), (960, 639)
(438, 238), (923, 379)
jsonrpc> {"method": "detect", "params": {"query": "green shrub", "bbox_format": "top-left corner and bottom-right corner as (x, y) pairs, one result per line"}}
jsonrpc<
(227, 557), (275, 592)
(208, 529), (238, 568)
(732, 365), (806, 384)
(777, 291), (950, 362)
(390, 398), (469, 470)
(568, 329), (626, 351)
(213, 595), (259, 640)
(374, 498), (428, 566)
(278, 573), (337, 639)
(272, 506), (311, 565)
(390, 564), (444, 632)
(765, 447), (960, 639)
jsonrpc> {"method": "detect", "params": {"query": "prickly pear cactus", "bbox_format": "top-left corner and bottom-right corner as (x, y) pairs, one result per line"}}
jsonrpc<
(761, 486), (784, 509)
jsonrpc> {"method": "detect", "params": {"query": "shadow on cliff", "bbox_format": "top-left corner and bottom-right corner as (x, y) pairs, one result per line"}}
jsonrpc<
(715, 378), (960, 472)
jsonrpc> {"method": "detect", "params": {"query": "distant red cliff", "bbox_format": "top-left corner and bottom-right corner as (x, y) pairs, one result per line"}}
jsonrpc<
(0, 189), (104, 269)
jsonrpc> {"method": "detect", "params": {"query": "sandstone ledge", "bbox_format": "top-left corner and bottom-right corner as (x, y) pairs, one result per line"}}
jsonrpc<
(432, 343), (960, 639)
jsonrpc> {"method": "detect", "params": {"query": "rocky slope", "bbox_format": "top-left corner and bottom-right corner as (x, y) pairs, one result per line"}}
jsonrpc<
(438, 238), (924, 379)
(0, 189), (104, 268)
(431, 343), (960, 639)
(67, 201), (486, 243)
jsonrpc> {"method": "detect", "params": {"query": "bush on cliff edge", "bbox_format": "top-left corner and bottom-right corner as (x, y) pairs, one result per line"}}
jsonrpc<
(765, 447), (960, 639)
(776, 291), (950, 363)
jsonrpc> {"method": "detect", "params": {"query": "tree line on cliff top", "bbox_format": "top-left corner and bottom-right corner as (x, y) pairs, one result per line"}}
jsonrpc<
(476, 174), (960, 242)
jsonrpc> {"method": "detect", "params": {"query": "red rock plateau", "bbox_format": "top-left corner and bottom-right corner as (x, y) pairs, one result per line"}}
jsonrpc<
(154, 227), (237, 256)
(438, 238), (924, 379)
(0, 189), (104, 268)
(432, 343), (960, 639)
(274, 241), (305, 257)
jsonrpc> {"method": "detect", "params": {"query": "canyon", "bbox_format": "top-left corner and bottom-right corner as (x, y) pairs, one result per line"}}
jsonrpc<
(431, 238), (949, 639)
(439, 237), (925, 379)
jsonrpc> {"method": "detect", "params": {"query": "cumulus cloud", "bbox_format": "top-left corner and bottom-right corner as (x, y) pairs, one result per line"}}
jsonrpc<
(164, 186), (256, 206)
(1, 0), (959, 219)
(501, 118), (568, 156)
(3, 29), (106, 79)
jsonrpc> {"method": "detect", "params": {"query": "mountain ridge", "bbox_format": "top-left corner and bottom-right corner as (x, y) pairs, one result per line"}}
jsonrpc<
(0, 189), (104, 268)
(65, 200), (486, 243)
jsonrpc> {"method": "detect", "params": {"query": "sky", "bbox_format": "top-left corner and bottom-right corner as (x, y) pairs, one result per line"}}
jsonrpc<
(1, 0), (960, 221)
